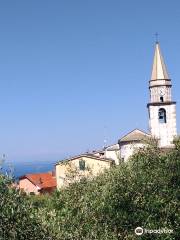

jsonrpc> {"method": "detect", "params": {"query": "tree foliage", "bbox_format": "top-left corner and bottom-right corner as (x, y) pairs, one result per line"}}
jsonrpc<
(0, 139), (179, 239)
(0, 175), (55, 240)
(47, 141), (179, 239)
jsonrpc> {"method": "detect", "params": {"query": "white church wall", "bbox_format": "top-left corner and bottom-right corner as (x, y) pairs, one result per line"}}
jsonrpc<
(149, 104), (177, 147)
(120, 142), (145, 161)
(105, 150), (120, 165)
(150, 86), (171, 102)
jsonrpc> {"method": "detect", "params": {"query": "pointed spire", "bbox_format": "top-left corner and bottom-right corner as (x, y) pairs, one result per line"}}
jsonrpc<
(151, 42), (170, 80)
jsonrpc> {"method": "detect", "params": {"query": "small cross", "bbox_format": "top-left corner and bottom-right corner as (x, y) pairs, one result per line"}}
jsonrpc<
(155, 32), (159, 43)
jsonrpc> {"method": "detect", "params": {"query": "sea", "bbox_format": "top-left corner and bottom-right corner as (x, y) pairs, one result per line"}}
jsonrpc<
(0, 159), (57, 180)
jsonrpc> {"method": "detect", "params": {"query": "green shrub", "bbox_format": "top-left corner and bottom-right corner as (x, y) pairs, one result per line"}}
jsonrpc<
(0, 175), (54, 240)
(1, 139), (179, 239)
(47, 141), (180, 239)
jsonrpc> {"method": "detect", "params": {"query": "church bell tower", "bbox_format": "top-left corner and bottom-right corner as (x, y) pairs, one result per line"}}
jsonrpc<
(147, 42), (177, 147)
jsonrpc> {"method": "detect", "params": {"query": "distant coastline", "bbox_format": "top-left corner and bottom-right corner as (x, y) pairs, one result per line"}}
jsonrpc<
(1, 160), (56, 179)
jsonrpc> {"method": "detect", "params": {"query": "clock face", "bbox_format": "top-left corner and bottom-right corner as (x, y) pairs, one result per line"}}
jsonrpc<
(159, 88), (166, 96)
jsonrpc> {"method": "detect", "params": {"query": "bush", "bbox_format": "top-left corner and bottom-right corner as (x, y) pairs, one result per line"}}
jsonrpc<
(0, 175), (54, 240)
(47, 141), (180, 239)
(1, 139), (179, 239)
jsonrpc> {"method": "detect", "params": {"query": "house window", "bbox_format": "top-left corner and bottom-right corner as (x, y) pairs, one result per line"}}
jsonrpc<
(79, 160), (85, 170)
(160, 96), (164, 102)
(159, 108), (166, 123)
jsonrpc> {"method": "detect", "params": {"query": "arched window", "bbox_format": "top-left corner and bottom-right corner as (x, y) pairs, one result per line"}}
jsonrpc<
(159, 108), (166, 123)
(160, 96), (164, 102)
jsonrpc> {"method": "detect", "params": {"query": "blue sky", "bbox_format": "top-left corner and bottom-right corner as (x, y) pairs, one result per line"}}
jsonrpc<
(0, 0), (180, 163)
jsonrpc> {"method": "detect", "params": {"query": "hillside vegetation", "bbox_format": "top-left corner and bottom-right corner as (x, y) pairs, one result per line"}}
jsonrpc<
(0, 140), (179, 240)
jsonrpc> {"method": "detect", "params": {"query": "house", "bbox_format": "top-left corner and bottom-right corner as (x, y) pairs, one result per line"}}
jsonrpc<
(56, 154), (114, 189)
(19, 172), (56, 195)
(103, 143), (120, 165)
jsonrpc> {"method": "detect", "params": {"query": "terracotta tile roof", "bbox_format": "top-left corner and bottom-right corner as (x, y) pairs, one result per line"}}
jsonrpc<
(20, 172), (56, 190)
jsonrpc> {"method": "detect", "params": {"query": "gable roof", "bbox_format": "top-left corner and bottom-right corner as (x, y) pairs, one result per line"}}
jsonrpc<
(118, 129), (151, 143)
(56, 154), (114, 165)
(19, 172), (56, 190)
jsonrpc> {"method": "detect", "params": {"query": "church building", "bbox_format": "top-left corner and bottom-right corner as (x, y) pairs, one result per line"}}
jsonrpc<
(56, 42), (178, 188)
(103, 41), (177, 162)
